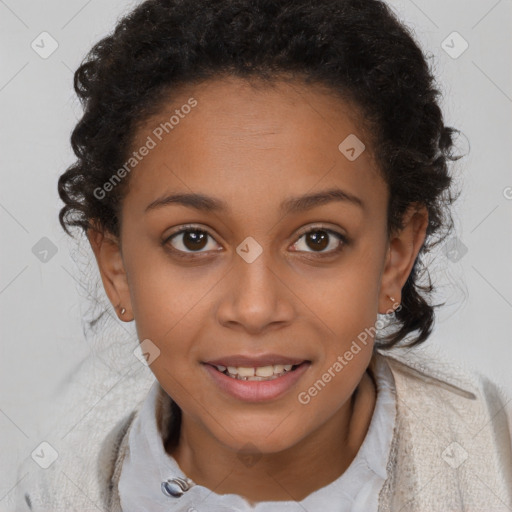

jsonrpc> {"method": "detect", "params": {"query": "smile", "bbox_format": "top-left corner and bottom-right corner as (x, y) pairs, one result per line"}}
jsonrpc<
(202, 361), (311, 402)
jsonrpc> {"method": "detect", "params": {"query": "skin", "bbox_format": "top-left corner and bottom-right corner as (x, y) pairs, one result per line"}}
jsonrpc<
(88, 75), (428, 503)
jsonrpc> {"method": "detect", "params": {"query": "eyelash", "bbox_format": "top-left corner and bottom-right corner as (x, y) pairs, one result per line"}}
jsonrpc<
(163, 223), (349, 259)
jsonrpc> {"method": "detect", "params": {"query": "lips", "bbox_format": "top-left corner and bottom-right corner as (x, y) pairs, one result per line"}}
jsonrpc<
(203, 360), (311, 402)
(203, 354), (308, 368)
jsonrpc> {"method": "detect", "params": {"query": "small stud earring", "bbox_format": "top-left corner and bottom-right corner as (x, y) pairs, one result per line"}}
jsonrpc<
(388, 295), (402, 310)
(120, 307), (126, 315)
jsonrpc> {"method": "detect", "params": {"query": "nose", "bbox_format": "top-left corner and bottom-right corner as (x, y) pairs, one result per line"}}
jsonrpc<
(215, 247), (295, 334)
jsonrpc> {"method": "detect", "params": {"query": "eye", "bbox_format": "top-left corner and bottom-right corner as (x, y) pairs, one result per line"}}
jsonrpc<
(291, 226), (347, 255)
(164, 225), (220, 256)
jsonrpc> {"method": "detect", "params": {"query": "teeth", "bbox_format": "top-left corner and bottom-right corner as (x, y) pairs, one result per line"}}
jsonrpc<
(216, 363), (301, 380)
(255, 366), (274, 377)
(237, 367), (256, 377)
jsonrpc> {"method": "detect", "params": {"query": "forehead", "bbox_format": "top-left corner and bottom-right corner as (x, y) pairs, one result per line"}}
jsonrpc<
(124, 76), (386, 218)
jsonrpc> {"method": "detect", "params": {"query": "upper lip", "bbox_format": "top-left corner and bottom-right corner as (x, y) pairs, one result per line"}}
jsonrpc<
(203, 354), (308, 367)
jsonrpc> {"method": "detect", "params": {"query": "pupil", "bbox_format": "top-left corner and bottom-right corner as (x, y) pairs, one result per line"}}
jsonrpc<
(307, 230), (328, 251)
(184, 230), (207, 251)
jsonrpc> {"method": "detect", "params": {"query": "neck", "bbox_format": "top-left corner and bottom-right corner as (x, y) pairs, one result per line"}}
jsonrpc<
(166, 369), (377, 503)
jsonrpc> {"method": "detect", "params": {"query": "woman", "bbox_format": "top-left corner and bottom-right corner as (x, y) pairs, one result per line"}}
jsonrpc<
(16, 0), (512, 510)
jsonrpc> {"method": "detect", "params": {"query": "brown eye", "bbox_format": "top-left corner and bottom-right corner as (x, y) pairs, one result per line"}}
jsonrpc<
(292, 227), (346, 254)
(165, 228), (219, 254)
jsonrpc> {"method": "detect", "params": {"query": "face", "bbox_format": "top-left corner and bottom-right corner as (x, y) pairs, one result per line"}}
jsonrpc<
(89, 75), (427, 455)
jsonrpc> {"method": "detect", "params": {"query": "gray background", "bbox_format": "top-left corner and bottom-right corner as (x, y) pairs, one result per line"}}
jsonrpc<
(1, 0), (511, 508)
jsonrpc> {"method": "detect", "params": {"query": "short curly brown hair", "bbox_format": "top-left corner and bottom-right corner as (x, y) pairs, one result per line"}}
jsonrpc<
(58, 0), (465, 349)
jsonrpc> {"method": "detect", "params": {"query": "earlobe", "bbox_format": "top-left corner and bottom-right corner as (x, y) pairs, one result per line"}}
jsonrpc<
(87, 224), (133, 321)
(378, 204), (429, 314)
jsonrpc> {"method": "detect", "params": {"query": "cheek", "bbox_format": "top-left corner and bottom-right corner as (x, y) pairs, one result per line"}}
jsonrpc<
(301, 262), (381, 340)
(125, 248), (214, 340)
(125, 261), (217, 394)
(300, 257), (380, 393)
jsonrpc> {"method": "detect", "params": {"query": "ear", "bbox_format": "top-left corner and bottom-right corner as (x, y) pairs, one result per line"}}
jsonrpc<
(378, 203), (429, 314)
(87, 221), (133, 321)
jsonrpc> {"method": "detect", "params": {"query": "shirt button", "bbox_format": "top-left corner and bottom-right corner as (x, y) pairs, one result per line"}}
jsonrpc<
(161, 477), (195, 498)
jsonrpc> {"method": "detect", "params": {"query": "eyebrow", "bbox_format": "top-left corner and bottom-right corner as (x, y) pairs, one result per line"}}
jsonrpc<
(144, 187), (364, 214)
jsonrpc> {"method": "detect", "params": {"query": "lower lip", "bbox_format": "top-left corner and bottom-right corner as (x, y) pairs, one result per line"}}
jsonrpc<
(202, 362), (311, 402)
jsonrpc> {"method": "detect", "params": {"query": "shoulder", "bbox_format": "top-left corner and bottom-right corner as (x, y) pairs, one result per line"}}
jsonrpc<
(376, 345), (512, 508)
(378, 344), (512, 436)
(97, 408), (140, 509)
(14, 355), (154, 511)
(379, 344), (511, 409)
